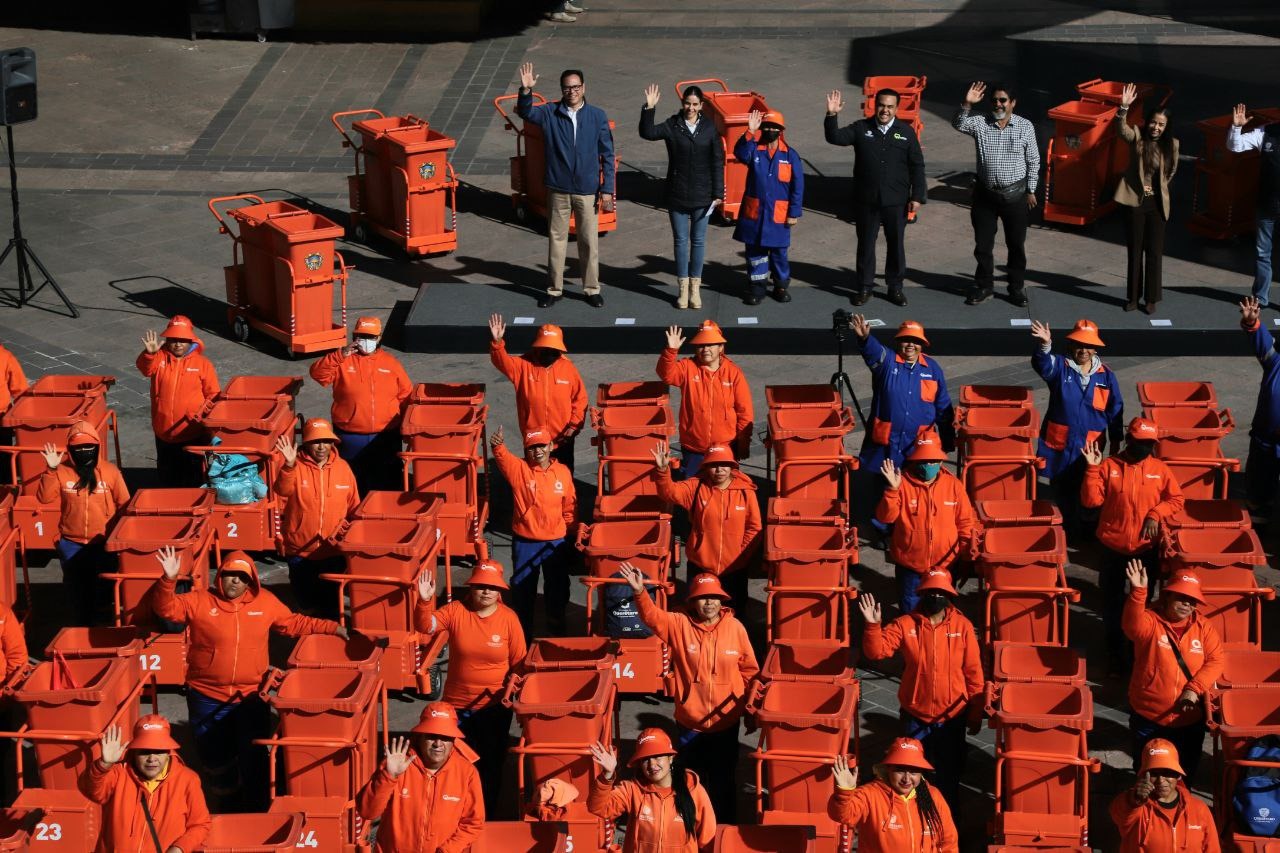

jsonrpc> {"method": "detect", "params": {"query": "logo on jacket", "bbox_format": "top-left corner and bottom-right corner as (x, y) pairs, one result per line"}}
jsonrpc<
(209, 608), (219, 616)
(1190, 638), (1203, 653)
(893, 133), (906, 141)
(686, 642), (699, 653)
(419, 162), (437, 180)
(442, 794), (461, 802)
(304, 252), (322, 271)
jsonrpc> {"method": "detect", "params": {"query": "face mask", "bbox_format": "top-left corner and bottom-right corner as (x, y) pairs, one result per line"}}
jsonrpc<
(1128, 442), (1156, 461)
(759, 128), (780, 144)
(355, 338), (377, 355)
(919, 593), (948, 616)
(70, 446), (99, 469)
(914, 462), (941, 481)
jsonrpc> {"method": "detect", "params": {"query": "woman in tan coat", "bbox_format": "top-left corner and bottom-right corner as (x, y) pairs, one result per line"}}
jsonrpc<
(1114, 82), (1179, 315)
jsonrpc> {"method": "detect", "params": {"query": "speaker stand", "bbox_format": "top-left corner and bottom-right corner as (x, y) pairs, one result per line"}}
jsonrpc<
(0, 124), (77, 317)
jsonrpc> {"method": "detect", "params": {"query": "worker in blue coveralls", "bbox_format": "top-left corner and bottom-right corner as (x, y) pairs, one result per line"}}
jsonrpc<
(1030, 318), (1125, 538)
(1240, 296), (1280, 522)
(733, 109), (804, 306)
(848, 314), (955, 543)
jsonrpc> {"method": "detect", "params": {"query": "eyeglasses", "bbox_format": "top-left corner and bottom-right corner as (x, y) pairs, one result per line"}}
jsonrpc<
(993, 97), (1010, 103)
(562, 84), (583, 92)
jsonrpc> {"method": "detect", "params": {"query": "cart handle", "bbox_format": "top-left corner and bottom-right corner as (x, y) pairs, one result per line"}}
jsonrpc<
(995, 750), (1100, 770)
(509, 743), (596, 756)
(330, 108), (386, 148)
(493, 92), (548, 126)
(207, 194), (266, 234)
(748, 749), (845, 765)
(673, 78), (730, 97)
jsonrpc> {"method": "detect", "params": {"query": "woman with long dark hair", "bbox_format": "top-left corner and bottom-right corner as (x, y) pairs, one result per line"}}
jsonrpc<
(588, 728), (716, 851)
(1114, 83), (1179, 314)
(640, 83), (726, 310)
(827, 738), (959, 852)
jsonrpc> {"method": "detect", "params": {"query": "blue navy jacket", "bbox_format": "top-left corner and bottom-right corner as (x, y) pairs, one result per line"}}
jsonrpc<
(731, 131), (804, 248)
(1246, 319), (1280, 447)
(1031, 347), (1124, 479)
(515, 91), (616, 196)
(856, 333), (955, 471)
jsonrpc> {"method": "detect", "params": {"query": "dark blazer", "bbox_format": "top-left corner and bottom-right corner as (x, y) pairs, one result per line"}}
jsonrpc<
(516, 92), (616, 196)
(824, 115), (926, 208)
(639, 107), (725, 210)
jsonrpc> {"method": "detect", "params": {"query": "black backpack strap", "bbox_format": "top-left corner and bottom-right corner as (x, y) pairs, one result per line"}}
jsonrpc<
(139, 791), (164, 853)
(1163, 626), (1196, 684)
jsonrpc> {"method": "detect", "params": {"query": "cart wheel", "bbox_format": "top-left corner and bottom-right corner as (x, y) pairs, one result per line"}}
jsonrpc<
(255, 29), (267, 43)
(352, 222), (369, 244)
(231, 316), (250, 343)
(513, 204), (528, 224)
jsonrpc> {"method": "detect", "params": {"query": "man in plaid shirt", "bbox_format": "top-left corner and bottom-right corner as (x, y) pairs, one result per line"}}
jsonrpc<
(952, 81), (1041, 308)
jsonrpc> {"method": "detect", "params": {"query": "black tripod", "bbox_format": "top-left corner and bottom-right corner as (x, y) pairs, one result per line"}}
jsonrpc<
(0, 124), (77, 317)
(831, 315), (866, 429)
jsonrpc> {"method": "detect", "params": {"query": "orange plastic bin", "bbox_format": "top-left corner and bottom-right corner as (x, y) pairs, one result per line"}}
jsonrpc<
(401, 403), (486, 455)
(1137, 381), (1218, 410)
(751, 681), (857, 754)
(760, 640), (855, 685)
(765, 384), (842, 410)
(591, 404), (675, 459)
(219, 375), (304, 406)
(334, 517), (437, 632)
(202, 812), (304, 852)
(201, 398), (295, 454)
(1148, 406), (1234, 456)
(976, 500), (1063, 528)
(286, 633), (385, 672)
(766, 523), (856, 588)
(124, 487), (216, 517)
(959, 385), (1034, 409)
(596, 381), (669, 408)
(525, 637), (619, 672)
(766, 408), (855, 460)
(991, 642), (1085, 684)
(957, 406), (1039, 459)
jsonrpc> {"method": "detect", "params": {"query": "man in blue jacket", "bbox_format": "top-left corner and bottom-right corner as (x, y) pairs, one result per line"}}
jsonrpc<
(516, 62), (616, 309)
(1241, 296), (1280, 520)
(733, 109), (804, 306)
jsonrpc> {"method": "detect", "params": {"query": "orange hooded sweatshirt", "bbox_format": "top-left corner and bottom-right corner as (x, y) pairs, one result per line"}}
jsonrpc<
(274, 451), (360, 557)
(0, 345), (28, 412)
(863, 608), (984, 725)
(1082, 455), (1185, 555)
(37, 459), (130, 544)
(656, 349), (754, 455)
(1123, 586), (1224, 727)
(309, 347), (412, 435)
(150, 558), (340, 701)
(414, 598), (527, 711)
(492, 444), (577, 541)
(876, 470), (976, 574)
(490, 341), (588, 441)
(654, 467), (761, 575)
(588, 769), (716, 853)
(1110, 783), (1220, 852)
(0, 602), (28, 680)
(827, 780), (959, 853)
(136, 340), (220, 443)
(635, 590), (759, 732)
(356, 749), (484, 853)
(81, 755), (211, 853)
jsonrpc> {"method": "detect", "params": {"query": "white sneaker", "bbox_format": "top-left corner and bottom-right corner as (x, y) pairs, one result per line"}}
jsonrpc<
(562, 2), (585, 11)
(546, 11), (577, 21)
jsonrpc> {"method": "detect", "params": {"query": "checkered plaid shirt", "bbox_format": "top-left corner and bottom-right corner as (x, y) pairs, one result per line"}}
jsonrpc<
(952, 108), (1041, 193)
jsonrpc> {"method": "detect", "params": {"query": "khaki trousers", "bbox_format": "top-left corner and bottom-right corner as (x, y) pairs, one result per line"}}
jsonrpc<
(547, 191), (600, 296)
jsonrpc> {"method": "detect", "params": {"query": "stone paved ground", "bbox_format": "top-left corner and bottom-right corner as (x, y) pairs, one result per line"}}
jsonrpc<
(1, 4), (1279, 849)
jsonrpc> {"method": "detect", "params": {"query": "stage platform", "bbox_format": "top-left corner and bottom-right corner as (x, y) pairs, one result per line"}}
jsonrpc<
(402, 278), (1261, 357)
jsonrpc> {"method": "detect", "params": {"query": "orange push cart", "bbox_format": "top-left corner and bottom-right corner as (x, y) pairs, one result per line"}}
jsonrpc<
(209, 193), (349, 357)
(672, 78), (771, 223)
(494, 92), (619, 235)
(331, 109), (459, 256)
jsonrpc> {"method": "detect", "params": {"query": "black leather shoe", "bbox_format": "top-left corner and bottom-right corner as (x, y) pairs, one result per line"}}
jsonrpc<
(744, 294), (763, 306)
(964, 288), (994, 306)
(887, 288), (907, 307)
(586, 293), (604, 308)
(851, 290), (872, 306)
(1008, 287), (1029, 308)
(771, 286), (791, 303)
(537, 294), (561, 308)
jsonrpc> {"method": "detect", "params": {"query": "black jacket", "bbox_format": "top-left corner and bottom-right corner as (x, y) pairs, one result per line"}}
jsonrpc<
(824, 115), (927, 208)
(639, 107), (725, 210)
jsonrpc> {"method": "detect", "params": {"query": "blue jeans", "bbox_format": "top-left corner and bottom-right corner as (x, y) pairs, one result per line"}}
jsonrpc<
(670, 207), (710, 279)
(1255, 215), (1277, 306)
(511, 536), (570, 637)
(1130, 711), (1207, 781)
(187, 689), (272, 811)
(676, 450), (705, 481)
(901, 711), (968, 806)
(895, 565), (925, 616)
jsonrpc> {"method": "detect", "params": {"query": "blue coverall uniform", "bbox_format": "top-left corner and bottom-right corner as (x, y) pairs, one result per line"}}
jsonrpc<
(732, 131), (804, 298)
(1244, 318), (1280, 511)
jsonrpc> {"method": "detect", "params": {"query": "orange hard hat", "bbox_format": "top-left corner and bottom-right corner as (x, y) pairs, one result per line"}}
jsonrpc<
(161, 315), (196, 341)
(906, 431), (948, 462)
(410, 701), (465, 739)
(467, 560), (510, 590)
(915, 569), (958, 597)
(687, 573), (732, 601)
(301, 418), (340, 444)
(761, 111), (786, 129)
(880, 737), (933, 771)
(66, 420), (101, 447)
(534, 324), (568, 352)
(523, 427), (555, 449)
(700, 445), (738, 469)
(1065, 319), (1105, 348)
(628, 728), (677, 766)
(1139, 738), (1186, 777)
(129, 714), (180, 752)
(689, 320), (728, 346)
(894, 321), (930, 346)
(354, 316), (382, 337)
(1128, 417), (1158, 442)
(1163, 570), (1206, 605)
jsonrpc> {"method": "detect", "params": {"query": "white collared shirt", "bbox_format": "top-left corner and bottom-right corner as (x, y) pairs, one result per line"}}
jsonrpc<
(566, 101), (583, 142)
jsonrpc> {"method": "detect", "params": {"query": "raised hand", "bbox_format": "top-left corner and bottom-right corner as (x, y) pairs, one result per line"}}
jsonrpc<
(488, 313), (506, 342)
(100, 725), (125, 766)
(747, 110), (763, 133)
(275, 435), (298, 468)
(589, 741), (618, 779)
(156, 545), (181, 580)
(142, 329), (160, 354)
(1233, 103), (1253, 128)
(850, 313), (871, 340)
(964, 81), (987, 107)
(665, 325), (686, 351)
(1133, 771), (1154, 802)
(40, 442), (63, 470)
(880, 459), (901, 490)
(826, 90), (844, 114)
(416, 568), (437, 603)
(385, 736), (414, 779)
(1125, 558), (1147, 590)
(1082, 440), (1103, 467)
(650, 440), (671, 472)
(1030, 320), (1052, 346)
(1241, 296), (1261, 326)
(1120, 83), (1137, 109)
(490, 425), (505, 449)
(833, 753), (858, 789)
(644, 84), (660, 110)
(857, 593), (881, 624)
(519, 62), (538, 91)
(618, 562), (646, 593)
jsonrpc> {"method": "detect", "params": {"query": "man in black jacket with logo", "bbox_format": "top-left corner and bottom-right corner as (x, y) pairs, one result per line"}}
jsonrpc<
(824, 88), (927, 307)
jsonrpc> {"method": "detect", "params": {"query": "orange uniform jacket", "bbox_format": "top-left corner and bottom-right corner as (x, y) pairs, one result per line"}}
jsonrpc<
(490, 341), (588, 440)
(135, 343), (220, 443)
(274, 454), (360, 557)
(827, 781), (959, 853)
(654, 468), (761, 575)
(356, 750), (484, 853)
(588, 770), (716, 853)
(0, 345), (28, 412)
(1082, 455), (1185, 555)
(414, 598), (527, 711)
(150, 564), (340, 701)
(1110, 785), (1221, 852)
(309, 348), (412, 435)
(863, 609), (984, 724)
(0, 602), (28, 680)
(876, 470), (976, 573)
(636, 590), (759, 732)
(37, 461), (130, 544)
(493, 444), (577, 541)
(1123, 586), (1224, 727)
(81, 756), (211, 853)
(656, 349), (754, 455)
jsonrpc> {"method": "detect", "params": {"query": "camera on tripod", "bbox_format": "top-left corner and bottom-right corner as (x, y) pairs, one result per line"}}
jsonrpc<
(832, 309), (853, 333)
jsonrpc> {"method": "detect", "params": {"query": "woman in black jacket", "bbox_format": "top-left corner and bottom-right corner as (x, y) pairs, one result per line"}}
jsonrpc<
(640, 84), (726, 310)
